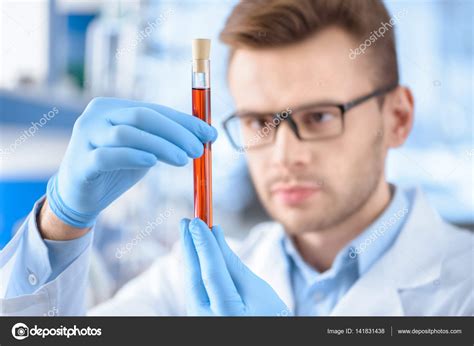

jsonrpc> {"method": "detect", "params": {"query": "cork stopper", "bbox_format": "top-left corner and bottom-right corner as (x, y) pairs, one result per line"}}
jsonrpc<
(192, 39), (211, 60)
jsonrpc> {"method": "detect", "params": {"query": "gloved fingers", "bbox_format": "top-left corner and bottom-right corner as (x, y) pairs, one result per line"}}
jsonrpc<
(90, 98), (217, 143)
(180, 218), (211, 312)
(123, 100), (219, 143)
(212, 225), (253, 286)
(188, 218), (244, 315)
(84, 147), (157, 179)
(152, 104), (219, 144)
(107, 107), (215, 153)
(91, 124), (190, 166)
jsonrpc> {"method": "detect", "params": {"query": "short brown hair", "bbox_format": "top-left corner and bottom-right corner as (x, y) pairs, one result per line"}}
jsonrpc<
(219, 0), (399, 87)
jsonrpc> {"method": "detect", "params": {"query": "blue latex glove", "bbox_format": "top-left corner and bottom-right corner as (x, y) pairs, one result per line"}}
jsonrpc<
(180, 218), (291, 316)
(47, 97), (217, 228)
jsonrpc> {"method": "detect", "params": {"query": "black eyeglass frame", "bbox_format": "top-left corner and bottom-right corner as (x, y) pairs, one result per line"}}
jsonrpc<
(222, 83), (398, 151)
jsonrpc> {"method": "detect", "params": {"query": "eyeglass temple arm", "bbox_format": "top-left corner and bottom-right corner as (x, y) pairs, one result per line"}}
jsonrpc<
(343, 83), (398, 112)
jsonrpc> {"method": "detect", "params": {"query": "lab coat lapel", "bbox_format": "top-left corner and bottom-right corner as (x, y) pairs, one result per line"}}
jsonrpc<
(245, 223), (295, 314)
(331, 188), (444, 316)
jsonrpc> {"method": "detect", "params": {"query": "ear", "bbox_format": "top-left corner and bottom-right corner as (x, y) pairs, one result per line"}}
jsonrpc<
(383, 86), (414, 148)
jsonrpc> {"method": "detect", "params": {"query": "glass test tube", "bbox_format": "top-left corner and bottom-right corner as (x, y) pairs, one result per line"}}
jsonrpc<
(192, 39), (212, 228)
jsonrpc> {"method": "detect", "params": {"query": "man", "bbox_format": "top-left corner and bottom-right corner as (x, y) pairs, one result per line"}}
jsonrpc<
(0, 0), (471, 316)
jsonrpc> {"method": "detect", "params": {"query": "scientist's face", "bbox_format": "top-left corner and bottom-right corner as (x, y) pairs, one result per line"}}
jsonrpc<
(228, 27), (409, 234)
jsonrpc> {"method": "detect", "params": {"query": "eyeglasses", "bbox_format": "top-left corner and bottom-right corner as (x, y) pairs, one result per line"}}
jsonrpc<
(222, 83), (398, 151)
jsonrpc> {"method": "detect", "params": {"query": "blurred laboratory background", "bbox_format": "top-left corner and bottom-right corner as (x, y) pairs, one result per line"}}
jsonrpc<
(0, 0), (472, 307)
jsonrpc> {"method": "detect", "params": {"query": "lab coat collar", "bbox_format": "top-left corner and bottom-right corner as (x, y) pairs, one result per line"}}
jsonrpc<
(330, 187), (444, 315)
(383, 187), (444, 288)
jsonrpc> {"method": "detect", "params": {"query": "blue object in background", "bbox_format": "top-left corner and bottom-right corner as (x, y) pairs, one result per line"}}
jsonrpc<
(66, 14), (96, 88)
(0, 90), (85, 249)
(0, 181), (47, 248)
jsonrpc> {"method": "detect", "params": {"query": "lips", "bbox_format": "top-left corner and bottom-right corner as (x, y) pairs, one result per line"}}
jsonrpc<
(271, 183), (321, 206)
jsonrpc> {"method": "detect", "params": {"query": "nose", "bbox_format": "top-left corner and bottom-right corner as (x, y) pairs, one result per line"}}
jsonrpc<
(270, 121), (312, 168)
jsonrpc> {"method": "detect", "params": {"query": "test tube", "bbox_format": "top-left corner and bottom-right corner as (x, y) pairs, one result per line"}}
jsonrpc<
(192, 39), (212, 228)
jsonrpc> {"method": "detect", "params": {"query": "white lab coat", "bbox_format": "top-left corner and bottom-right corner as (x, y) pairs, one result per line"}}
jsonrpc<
(0, 187), (472, 316)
